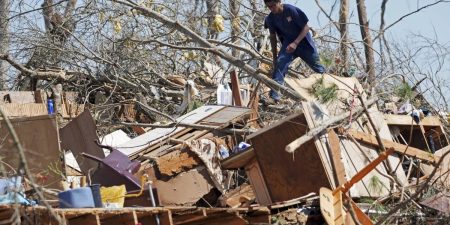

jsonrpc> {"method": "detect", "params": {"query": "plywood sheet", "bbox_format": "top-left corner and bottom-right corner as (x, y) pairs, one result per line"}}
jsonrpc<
(421, 145), (450, 186)
(0, 115), (62, 188)
(116, 105), (224, 156)
(154, 168), (214, 206)
(0, 91), (37, 104)
(59, 110), (104, 174)
(339, 139), (392, 197)
(248, 113), (332, 203)
(199, 106), (251, 126)
(285, 74), (364, 115)
(0, 103), (47, 118)
(301, 102), (336, 188)
(245, 159), (271, 205)
(302, 102), (406, 197)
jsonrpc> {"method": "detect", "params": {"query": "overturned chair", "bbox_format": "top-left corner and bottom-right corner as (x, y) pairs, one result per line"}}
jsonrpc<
(82, 141), (141, 191)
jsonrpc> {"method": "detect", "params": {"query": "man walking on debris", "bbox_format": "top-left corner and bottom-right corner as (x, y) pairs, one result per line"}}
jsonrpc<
(264, 0), (325, 102)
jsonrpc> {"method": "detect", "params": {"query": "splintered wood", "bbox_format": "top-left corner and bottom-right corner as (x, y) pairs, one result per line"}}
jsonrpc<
(156, 150), (201, 176)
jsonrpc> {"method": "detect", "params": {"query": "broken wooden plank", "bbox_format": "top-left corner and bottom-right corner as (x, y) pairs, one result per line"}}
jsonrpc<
(219, 183), (255, 208)
(0, 91), (37, 103)
(172, 210), (246, 225)
(221, 148), (255, 170)
(61, 103), (84, 119)
(198, 106), (251, 126)
(348, 129), (438, 163)
(245, 158), (272, 205)
(384, 114), (443, 126)
(0, 103), (47, 117)
(230, 70), (243, 106)
(154, 168), (214, 206)
(327, 129), (346, 186)
(156, 149), (202, 177)
(153, 130), (211, 176)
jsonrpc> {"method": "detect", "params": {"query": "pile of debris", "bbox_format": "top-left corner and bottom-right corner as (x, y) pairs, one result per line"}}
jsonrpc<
(0, 74), (449, 225)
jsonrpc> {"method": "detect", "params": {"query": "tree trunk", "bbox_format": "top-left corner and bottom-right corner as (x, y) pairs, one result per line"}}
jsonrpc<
(205, 0), (219, 39)
(0, 0), (8, 90)
(117, 0), (307, 101)
(356, 0), (375, 85)
(339, 0), (349, 74)
(229, 0), (241, 57)
(249, 0), (265, 49)
(18, 0), (77, 90)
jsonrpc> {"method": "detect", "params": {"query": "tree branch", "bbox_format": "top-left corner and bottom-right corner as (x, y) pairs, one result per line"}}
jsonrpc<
(0, 54), (67, 80)
(113, 0), (307, 101)
(285, 96), (378, 153)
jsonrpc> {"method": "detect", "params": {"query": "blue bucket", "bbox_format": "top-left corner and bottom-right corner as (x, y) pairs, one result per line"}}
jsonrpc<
(58, 187), (95, 208)
(90, 184), (103, 208)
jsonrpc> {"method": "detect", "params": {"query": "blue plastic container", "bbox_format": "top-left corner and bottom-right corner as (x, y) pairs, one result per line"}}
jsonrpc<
(58, 187), (95, 208)
(90, 184), (103, 208)
(47, 99), (55, 115)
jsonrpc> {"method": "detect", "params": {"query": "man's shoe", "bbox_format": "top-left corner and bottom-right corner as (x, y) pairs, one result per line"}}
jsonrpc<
(262, 97), (280, 106)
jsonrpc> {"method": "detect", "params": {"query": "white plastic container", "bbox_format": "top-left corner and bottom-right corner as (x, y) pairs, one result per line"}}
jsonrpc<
(217, 83), (232, 105)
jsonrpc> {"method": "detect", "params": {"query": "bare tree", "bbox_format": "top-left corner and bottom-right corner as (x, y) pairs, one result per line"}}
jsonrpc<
(0, 0), (8, 90)
(17, 0), (77, 90)
(229, 0), (241, 57)
(206, 0), (220, 39)
(355, 0), (375, 86)
(338, 0), (349, 73)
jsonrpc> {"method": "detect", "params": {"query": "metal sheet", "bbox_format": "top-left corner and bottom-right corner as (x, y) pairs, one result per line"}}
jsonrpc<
(59, 110), (104, 174)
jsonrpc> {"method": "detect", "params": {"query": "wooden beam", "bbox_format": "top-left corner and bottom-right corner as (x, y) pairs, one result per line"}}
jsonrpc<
(100, 213), (137, 225)
(327, 129), (346, 186)
(348, 129), (438, 163)
(160, 211), (174, 225)
(230, 70), (243, 106)
(68, 214), (100, 225)
(221, 148), (255, 170)
(384, 114), (443, 126)
(34, 90), (45, 103)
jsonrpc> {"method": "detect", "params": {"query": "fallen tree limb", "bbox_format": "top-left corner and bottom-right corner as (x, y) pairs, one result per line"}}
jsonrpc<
(285, 97), (378, 153)
(0, 54), (67, 80)
(113, 0), (307, 101)
(132, 100), (176, 122)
